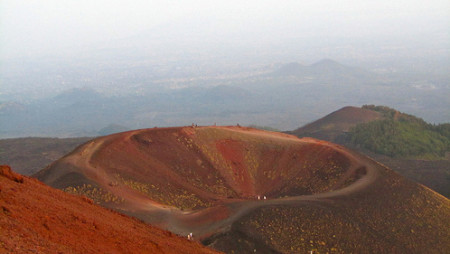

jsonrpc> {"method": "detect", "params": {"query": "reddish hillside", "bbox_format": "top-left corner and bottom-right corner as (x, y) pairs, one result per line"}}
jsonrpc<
(0, 165), (219, 254)
(289, 106), (383, 140)
(36, 126), (450, 253)
(288, 106), (450, 198)
(37, 127), (363, 214)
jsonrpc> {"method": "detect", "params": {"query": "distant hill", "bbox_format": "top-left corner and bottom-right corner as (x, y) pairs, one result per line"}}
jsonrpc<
(0, 165), (218, 254)
(291, 105), (450, 159)
(273, 59), (375, 80)
(274, 62), (309, 76)
(1, 59), (449, 138)
(348, 105), (449, 159)
(36, 126), (450, 253)
(98, 124), (130, 136)
(289, 105), (450, 197)
(350, 121), (449, 159)
(289, 106), (383, 141)
(0, 137), (92, 176)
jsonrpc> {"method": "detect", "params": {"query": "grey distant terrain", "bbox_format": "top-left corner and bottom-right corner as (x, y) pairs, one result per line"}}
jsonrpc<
(1, 58), (449, 138)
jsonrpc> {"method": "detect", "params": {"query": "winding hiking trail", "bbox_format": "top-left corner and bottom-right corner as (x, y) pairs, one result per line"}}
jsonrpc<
(165, 135), (382, 239)
(40, 126), (384, 240)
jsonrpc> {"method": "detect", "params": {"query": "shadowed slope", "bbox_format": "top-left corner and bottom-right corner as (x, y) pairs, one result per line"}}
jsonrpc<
(0, 165), (218, 254)
(208, 161), (450, 253)
(0, 137), (92, 176)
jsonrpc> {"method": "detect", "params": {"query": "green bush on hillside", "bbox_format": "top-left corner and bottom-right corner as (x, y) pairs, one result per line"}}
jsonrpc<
(362, 105), (428, 124)
(349, 107), (450, 158)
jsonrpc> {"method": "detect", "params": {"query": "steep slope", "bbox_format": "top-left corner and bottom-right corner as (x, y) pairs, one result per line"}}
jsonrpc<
(36, 126), (450, 253)
(289, 105), (450, 197)
(0, 165), (218, 254)
(289, 106), (383, 141)
(291, 105), (450, 159)
(348, 113), (449, 159)
(207, 161), (450, 253)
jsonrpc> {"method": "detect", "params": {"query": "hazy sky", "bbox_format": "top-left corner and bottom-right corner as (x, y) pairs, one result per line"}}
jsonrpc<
(1, 0), (449, 58)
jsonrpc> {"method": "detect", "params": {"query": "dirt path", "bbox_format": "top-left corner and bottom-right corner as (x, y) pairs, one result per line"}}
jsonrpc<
(58, 126), (383, 240)
(165, 135), (382, 239)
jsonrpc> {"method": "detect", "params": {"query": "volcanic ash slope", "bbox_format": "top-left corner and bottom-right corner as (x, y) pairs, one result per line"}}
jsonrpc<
(36, 126), (450, 253)
(0, 165), (218, 254)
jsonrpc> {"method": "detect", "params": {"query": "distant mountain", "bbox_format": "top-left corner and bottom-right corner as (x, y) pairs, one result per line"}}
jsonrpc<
(273, 62), (309, 76)
(0, 88), (114, 137)
(0, 165), (218, 253)
(98, 124), (130, 136)
(309, 58), (352, 74)
(0, 101), (26, 115)
(48, 87), (104, 107)
(1, 58), (449, 138)
(273, 59), (375, 80)
(0, 85), (254, 138)
(0, 137), (92, 176)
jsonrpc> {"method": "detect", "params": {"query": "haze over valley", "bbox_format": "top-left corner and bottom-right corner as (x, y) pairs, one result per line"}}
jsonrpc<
(1, 57), (449, 138)
(1, 1), (449, 253)
(1, 1), (449, 137)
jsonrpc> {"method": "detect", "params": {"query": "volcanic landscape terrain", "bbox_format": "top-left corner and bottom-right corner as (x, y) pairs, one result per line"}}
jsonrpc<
(0, 165), (218, 253)
(36, 126), (450, 253)
(289, 106), (450, 197)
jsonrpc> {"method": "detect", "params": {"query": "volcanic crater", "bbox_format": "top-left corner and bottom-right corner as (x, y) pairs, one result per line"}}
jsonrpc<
(36, 126), (450, 253)
(38, 127), (364, 203)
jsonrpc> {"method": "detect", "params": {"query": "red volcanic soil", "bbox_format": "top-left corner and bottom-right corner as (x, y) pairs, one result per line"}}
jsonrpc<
(289, 106), (383, 140)
(37, 126), (361, 210)
(36, 126), (365, 237)
(36, 126), (450, 253)
(0, 165), (219, 254)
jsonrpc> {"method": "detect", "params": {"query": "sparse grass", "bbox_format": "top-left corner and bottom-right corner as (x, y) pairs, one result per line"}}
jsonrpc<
(114, 173), (213, 210)
(231, 171), (450, 253)
(64, 184), (123, 204)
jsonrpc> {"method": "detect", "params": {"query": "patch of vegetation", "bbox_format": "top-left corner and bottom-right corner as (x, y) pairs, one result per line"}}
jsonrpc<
(349, 106), (450, 158)
(64, 184), (124, 204)
(114, 174), (212, 210)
